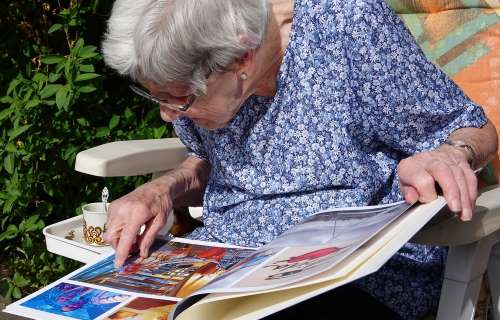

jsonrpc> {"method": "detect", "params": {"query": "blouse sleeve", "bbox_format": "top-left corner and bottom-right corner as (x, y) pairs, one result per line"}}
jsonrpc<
(345, 0), (487, 154)
(172, 117), (209, 162)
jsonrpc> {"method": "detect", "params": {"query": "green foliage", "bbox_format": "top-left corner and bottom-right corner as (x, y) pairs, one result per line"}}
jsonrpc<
(0, 0), (173, 299)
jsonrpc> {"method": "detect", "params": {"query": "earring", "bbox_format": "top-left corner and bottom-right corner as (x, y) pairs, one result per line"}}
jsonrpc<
(240, 73), (248, 80)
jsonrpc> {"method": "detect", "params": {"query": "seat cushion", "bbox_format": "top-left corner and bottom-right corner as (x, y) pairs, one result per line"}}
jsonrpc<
(386, 0), (500, 181)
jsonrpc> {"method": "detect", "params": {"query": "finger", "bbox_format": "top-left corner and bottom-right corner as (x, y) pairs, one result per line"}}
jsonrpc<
(104, 231), (119, 249)
(458, 162), (478, 207)
(137, 213), (167, 258)
(450, 165), (473, 221)
(103, 203), (119, 248)
(137, 219), (155, 258)
(426, 161), (461, 210)
(408, 170), (439, 203)
(114, 223), (142, 268)
(400, 185), (419, 204)
(103, 225), (120, 249)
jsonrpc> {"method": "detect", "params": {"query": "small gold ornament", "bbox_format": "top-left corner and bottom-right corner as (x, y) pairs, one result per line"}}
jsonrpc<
(83, 220), (106, 245)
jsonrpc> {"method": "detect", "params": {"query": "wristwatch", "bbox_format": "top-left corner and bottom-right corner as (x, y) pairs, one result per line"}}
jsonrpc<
(444, 139), (478, 169)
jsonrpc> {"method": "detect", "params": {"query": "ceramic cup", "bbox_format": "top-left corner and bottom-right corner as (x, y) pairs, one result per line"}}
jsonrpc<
(82, 202), (109, 246)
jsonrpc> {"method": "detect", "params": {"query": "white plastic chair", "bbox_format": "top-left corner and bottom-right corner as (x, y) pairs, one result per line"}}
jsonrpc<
(74, 137), (500, 320)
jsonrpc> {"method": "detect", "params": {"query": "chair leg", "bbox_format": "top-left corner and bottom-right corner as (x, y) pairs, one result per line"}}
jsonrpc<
(436, 238), (493, 320)
(437, 276), (483, 320)
(488, 241), (500, 320)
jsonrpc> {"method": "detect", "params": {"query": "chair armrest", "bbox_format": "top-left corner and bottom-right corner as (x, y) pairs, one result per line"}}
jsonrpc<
(412, 184), (500, 246)
(75, 138), (188, 177)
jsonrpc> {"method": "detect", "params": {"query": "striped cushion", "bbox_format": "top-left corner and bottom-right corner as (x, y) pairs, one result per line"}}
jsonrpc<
(386, 0), (500, 182)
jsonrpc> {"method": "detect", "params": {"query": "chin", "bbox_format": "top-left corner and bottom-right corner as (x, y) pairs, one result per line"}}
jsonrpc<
(193, 119), (229, 130)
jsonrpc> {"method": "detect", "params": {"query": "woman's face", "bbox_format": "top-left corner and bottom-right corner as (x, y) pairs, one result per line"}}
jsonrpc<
(143, 70), (251, 130)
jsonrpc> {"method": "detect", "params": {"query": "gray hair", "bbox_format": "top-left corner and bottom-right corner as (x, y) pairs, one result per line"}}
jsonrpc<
(102, 0), (269, 95)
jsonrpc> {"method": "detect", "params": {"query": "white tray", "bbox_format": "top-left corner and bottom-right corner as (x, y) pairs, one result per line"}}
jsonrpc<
(43, 215), (113, 264)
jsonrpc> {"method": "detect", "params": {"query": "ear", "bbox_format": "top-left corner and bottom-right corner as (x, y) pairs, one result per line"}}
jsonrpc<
(228, 48), (257, 75)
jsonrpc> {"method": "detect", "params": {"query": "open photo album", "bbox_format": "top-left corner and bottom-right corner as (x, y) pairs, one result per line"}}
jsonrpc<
(4, 197), (447, 320)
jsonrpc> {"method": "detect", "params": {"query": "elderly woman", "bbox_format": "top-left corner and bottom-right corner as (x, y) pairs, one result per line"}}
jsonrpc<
(102, 0), (497, 319)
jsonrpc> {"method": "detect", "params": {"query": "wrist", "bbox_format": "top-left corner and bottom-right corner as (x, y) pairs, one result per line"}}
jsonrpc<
(154, 168), (196, 202)
(443, 139), (478, 169)
(153, 174), (178, 200)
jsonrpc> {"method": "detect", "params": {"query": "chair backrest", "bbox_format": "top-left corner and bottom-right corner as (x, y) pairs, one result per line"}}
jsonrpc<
(386, 0), (500, 181)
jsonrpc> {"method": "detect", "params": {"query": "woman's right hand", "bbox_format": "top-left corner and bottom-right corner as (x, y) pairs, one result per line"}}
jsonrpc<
(103, 179), (174, 268)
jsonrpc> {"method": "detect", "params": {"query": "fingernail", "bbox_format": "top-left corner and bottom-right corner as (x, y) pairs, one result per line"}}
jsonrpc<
(462, 208), (472, 221)
(114, 259), (121, 268)
(450, 200), (461, 212)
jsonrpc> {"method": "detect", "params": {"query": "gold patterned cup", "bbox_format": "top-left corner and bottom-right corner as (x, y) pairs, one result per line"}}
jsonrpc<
(82, 202), (109, 246)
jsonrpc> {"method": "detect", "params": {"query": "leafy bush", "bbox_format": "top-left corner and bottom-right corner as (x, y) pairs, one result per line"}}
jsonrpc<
(0, 1), (172, 299)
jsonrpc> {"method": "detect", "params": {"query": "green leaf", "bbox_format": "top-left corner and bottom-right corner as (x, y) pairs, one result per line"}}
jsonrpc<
(55, 62), (65, 73)
(48, 23), (62, 34)
(75, 73), (100, 82)
(109, 115), (120, 130)
(62, 146), (78, 161)
(79, 85), (96, 93)
(22, 235), (33, 250)
(124, 108), (134, 120)
(41, 55), (65, 65)
(43, 183), (54, 197)
(78, 45), (98, 59)
(3, 154), (14, 174)
(72, 38), (85, 56)
(7, 78), (22, 95)
(64, 58), (72, 80)
(0, 224), (18, 241)
(20, 215), (42, 233)
(7, 75), (24, 95)
(48, 72), (62, 83)
(32, 72), (47, 84)
(95, 127), (110, 138)
(0, 108), (13, 121)
(59, 8), (70, 16)
(25, 99), (40, 109)
(2, 197), (15, 214)
(79, 64), (95, 73)
(0, 96), (13, 104)
(154, 126), (167, 138)
(12, 287), (21, 299)
(55, 85), (71, 110)
(40, 84), (63, 99)
(13, 273), (29, 288)
(23, 87), (34, 101)
(8, 124), (32, 140)
(80, 52), (99, 59)
(5, 143), (17, 153)
(76, 118), (88, 126)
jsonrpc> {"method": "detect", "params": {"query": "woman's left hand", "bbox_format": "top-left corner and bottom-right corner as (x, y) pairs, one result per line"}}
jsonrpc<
(397, 145), (477, 221)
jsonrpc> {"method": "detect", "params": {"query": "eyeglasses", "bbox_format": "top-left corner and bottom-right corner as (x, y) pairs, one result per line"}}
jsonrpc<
(129, 83), (196, 112)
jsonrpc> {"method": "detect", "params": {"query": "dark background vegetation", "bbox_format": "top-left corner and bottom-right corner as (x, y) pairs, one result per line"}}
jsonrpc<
(0, 0), (172, 300)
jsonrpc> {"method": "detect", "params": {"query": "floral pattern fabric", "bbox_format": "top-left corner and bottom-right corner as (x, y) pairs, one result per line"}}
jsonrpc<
(173, 0), (487, 319)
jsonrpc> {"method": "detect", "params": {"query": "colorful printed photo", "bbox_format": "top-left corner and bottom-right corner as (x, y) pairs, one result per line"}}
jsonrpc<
(71, 240), (253, 298)
(231, 245), (347, 289)
(21, 282), (129, 320)
(105, 297), (176, 320)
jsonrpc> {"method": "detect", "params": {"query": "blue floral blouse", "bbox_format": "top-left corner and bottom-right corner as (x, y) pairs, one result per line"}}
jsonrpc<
(173, 0), (487, 319)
